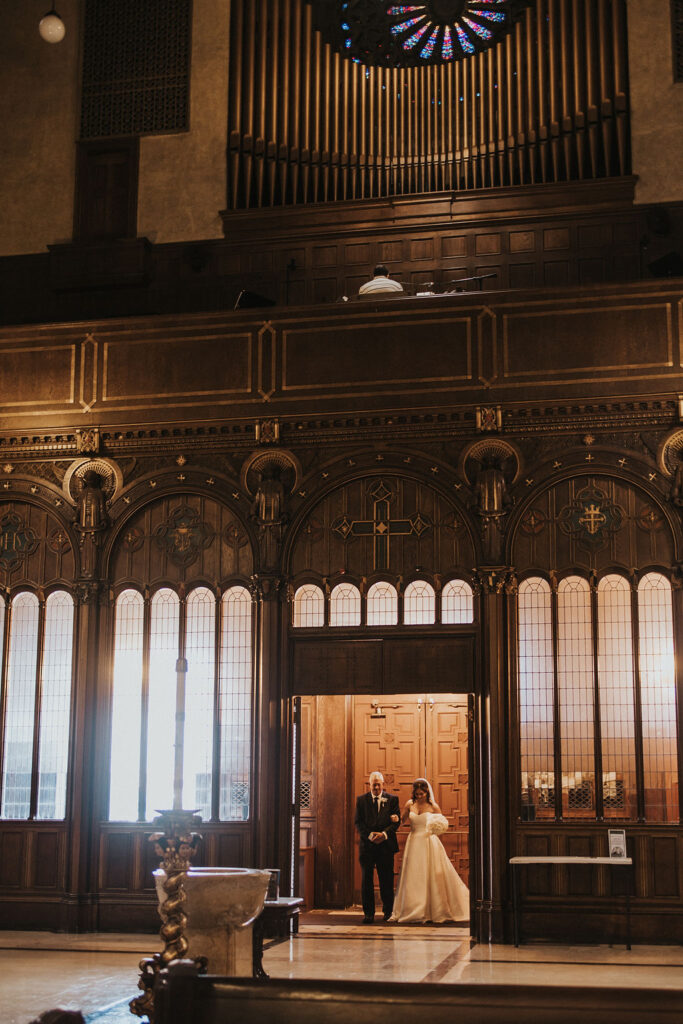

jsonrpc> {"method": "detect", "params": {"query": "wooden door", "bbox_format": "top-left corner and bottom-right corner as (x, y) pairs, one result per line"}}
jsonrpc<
(352, 695), (425, 900)
(426, 695), (470, 886)
(351, 693), (470, 901)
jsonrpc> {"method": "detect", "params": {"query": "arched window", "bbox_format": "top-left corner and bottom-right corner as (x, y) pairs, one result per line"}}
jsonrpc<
(109, 584), (253, 822)
(597, 575), (636, 819)
(293, 584), (324, 627)
(37, 592), (75, 820)
(558, 576), (595, 817)
(442, 579), (474, 623)
(219, 586), (252, 820)
(146, 588), (180, 821)
(518, 578), (554, 818)
(0, 590), (75, 820)
(109, 590), (145, 822)
(366, 581), (398, 626)
(638, 573), (677, 822)
(329, 582), (361, 626)
(403, 580), (435, 625)
(517, 570), (679, 824)
(184, 587), (216, 820)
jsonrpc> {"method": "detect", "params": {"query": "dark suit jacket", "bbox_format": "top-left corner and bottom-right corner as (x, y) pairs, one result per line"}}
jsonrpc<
(355, 791), (400, 855)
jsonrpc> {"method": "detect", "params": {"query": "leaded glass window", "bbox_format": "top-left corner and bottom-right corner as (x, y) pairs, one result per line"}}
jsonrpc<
(517, 571), (680, 824)
(518, 578), (554, 819)
(558, 577), (595, 817)
(366, 581), (398, 626)
(0, 590), (75, 821)
(403, 580), (435, 625)
(330, 583), (361, 626)
(109, 584), (253, 822)
(441, 579), (474, 623)
(638, 573), (678, 822)
(597, 575), (636, 820)
(293, 585), (325, 628)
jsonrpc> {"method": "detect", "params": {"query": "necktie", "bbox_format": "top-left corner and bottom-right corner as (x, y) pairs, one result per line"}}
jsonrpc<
(375, 797), (380, 819)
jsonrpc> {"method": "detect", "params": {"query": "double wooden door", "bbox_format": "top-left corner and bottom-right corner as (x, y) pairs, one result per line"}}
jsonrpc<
(353, 693), (470, 898)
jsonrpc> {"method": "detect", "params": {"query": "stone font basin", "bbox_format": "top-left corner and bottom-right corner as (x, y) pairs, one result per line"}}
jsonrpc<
(154, 866), (271, 975)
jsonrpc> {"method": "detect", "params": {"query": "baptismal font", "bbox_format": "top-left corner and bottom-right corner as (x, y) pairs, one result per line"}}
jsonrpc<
(129, 806), (205, 1021)
(130, 654), (205, 1021)
(129, 657), (270, 1021)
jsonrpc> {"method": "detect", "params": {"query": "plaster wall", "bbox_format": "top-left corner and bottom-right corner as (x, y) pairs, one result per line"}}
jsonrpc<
(627, 0), (683, 204)
(0, 0), (80, 256)
(137, 0), (230, 244)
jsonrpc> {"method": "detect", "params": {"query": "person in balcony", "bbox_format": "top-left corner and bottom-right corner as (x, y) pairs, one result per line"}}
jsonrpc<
(358, 264), (404, 296)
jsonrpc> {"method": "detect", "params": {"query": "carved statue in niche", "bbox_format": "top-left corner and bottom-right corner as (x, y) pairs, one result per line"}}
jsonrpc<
(472, 455), (512, 520)
(75, 469), (109, 577)
(78, 470), (108, 529)
(670, 451), (683, 507)
(250, 465), (286, 569)
(462, 440), (519, 565)
(242, 448), (301, 571)
(251, 464), (285, 526)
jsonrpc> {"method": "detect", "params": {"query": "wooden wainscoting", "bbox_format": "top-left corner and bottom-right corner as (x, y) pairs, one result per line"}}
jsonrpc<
(96, 823), (253, 932)
(0, 823), (69, 930)
(512, 824), (683, 944)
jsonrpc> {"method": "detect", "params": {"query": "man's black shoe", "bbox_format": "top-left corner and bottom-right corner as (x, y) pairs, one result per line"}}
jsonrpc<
(361, 917), (374, 924)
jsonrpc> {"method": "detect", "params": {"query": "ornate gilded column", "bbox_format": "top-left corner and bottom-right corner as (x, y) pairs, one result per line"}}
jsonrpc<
(474, 566), (517, 943)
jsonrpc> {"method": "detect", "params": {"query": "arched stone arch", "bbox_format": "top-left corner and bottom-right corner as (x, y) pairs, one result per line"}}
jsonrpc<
(286, 471), (477, 579)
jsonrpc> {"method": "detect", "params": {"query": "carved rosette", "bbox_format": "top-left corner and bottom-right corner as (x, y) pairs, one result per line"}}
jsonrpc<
(154, 505), (215, 568)
(0, 511), (39, 571)
(557, 484), (624, 552)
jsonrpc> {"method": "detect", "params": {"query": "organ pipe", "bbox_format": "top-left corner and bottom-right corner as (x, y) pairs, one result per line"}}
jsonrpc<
(226, 0), (630, 210)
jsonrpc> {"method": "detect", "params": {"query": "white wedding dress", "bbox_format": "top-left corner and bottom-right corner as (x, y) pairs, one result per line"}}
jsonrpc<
(390, 811), (469, 923)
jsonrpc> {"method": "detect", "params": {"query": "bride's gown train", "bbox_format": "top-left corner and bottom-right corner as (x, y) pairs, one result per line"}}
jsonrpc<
(390, 811), (469, 923)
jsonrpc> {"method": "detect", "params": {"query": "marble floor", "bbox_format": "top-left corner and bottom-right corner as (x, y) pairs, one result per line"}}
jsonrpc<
(1, 915), (682, 1024)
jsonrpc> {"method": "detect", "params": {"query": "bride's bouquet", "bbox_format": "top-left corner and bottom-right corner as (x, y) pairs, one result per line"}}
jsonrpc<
(426, 813), (449, 835)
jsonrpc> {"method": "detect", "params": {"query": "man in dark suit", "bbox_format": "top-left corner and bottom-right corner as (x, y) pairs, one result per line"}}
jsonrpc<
(354, 771), (400, 923)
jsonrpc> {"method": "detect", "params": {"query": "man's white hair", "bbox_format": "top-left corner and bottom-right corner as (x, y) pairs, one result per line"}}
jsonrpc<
(369, 771), (384, 784)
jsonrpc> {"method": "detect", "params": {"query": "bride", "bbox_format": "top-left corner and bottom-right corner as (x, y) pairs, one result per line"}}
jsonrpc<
(389, 778), (469, 924)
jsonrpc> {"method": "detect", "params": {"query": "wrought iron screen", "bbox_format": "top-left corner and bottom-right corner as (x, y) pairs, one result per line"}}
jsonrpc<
(81, 0), (192, 138)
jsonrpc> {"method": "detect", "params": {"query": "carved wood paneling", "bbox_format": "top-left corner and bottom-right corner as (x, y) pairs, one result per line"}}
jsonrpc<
(293, 640), (382, 696)
(384, 639), (474, 694)
(0, 501), (76, 588)
(651, 835), (679, 897)
(315, 695), (351, 908)
(99, 832), (133, 890)
(290, 476), (476, 579)
(0, 831), (25, 887)
(503, 303), (673, 381)
(32, 831), (63, 889)
(281, 314), (473, 395)
(292, 637), (476, 697)
(101, 329), (254, 408)
(0, 279), (681, 428)
(109, 494), (253, 585)
(512, 475), (675, 575)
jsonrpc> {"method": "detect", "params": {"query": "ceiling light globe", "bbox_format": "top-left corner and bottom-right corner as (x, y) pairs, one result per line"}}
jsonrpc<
(39, 12), (66, 43)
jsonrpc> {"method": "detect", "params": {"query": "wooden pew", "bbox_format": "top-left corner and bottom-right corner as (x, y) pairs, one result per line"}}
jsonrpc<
(154, 961), (682, 1024)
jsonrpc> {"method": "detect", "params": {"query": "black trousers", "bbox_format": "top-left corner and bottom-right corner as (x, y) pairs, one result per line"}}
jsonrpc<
(359, 843), (395, 919)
